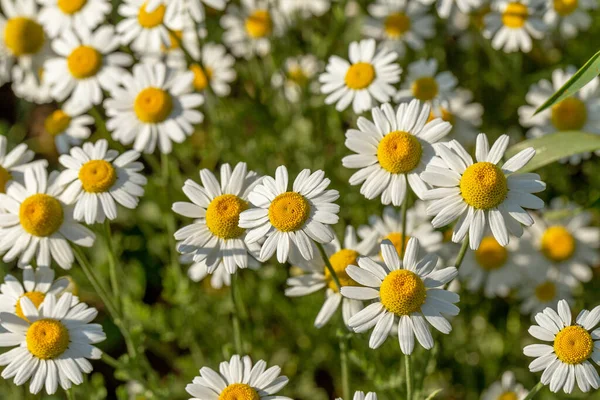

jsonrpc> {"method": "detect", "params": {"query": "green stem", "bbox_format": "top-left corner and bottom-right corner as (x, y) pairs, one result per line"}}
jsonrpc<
(523, 382), (544, 400)
(400, 176), (410, 256)
(405, 354), (413, 400)
(454, 237), (470, 269)
(101, 352), (123, 370)
(89, 106), (110, 138)
(230, 274), (243, 354)
(339, 335), (350, 400)
(103, 220), (120, 309)
(165, 26), (196, 65)
(316, 242), (341, 291)
(65, 389), (75, 400)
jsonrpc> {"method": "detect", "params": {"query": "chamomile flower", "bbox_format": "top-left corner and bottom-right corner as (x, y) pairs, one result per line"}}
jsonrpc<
(483, 0), (546, 53)
(433, 89), (483, 148)
(543, 0), (596, 38)
(363, 0), (435, 57)
(181, 250), (260, 289)
(43, 103), (93, 155)
(518, 67), (600, 165)
(341, 238), (459, 353)
(482, 371), (528, 400)
(459, 235), (524, 297)
(320, 39), (401, 113)
(11, 68), (53, 104)
(0, 136), (47, 194)
(0, 266), (72, 320)
(116, 0), (183, 54)
(0, 293), (105, 395)
(336, 392), (378, 400)
(37, 0), (111, 38)
(358, 202), (443, 258)
(56, 139), (147, 225)
(173, 162), (262, 274)
(221, 0), (285, 59)
(285, 226), (368, 329)
(394, 59), (457, 107)
(239, 166), (340, 264)
(421, 133), (546, 250)
(279, 0), (331, 18)
(419, 0), (484, 18)
(525, 199), (599, 286)
(141, 19), (204, 71)
(341, 100), (452, 205)
(0, 167), (96, 269)
(177, 0), (228, 22)
(190, 42), (236, 96)
(44, 25), (133, 107)
(185, 354), (292, 400)
(272, 55), (319, 102)
(104, 63), (203, 154)
(519, 269), (574, 317)
(523, 300), (600, 394)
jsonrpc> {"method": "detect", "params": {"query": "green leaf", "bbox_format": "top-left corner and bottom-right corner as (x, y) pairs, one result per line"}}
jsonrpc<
(534, 50), (600, 115)
(505, 132), (600, 172)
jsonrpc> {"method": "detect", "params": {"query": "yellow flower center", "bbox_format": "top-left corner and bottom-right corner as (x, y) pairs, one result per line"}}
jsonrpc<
(325, 249), (360, 291)
(0, 165), (12, 193)
(428, 108), (455, 125)
(161, 30), (183, 52)
(205, 194), (248, 239)
(497, 392), (518, 400)
(218, 383), (260, 400)
(474, 236), (508, 271)
(502, 2), (528, 28)
(288, 67), (308, 86)
(380, 269), (426, 316)
(411, 77), (439, 102)
(19, 194), (64, 237)
(268, 192), (310, 232)
(344, 62), (376, 90)
(541, 226), (576, 262)
(4, 17), (45, 57)
(134, 87), (173, 123)
(534, 281), (557, 302)
(57, 0), (87, 14)
(245, 10), (272, 38)
(79, 160), (117, 193)
(377, 131), (422, 174)
(138, 3), (166, 28)
(67, 45), (103, 79)
(550, 97), (587, 131)
(459, 162), (508, 210)
(15, 291), (46, 321)
(553, 0), (578, 16)
(382, 232), (411, 258)
(553, 325), (594, 365)
(26, 319), (70, 360)
(44, 110), (72, 136)
(190, 64), (212, 91)
(384, 12), (411, 38)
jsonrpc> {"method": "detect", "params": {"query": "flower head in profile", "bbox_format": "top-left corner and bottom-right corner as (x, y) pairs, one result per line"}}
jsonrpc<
(188, 42), (236, 96)
(421, 133), (545, 250)
(434, 89), (484, 148)
(239, 165), (340, 263)
(341, 238), (459, 354)
(185, 354), (292, 400)
(0, 136), (47, 194)
(523, 300), (600, 393)
(272, 55), (320, 103)
(482, 371), (528, 400)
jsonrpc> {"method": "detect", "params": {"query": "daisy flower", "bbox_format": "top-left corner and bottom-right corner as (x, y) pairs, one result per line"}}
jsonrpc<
(394, 58), (457, 107)
(0, 167), (96, 269)
(320, 39), (401, 114)
(190, 42), (236, 96)
(279, 0), (331, 18)
(518, 66), (600, 165)
(483, 0), (546, 53)
(185, 354), (292, 400)
(421, 133), (546, 250)
(221, 0), (285, 59)
(173, 162), (263, 274)
(57, 139), (147, 225)
(434, 89), (484, 149)
(0, 293), (105, 395)
(104, 63), (203, 154)
(271, 55), (319, 103)
(181, 250), (260, 289)
(341, 238), (459, 353)
(358, 202), (443, 258)
(523, 300), (600, 394)
(0, 266), (72, 320)
(482, 371), (528, 400)
(0, 136), (47, 194)
(239, 166), (340, 264)
(524, 199), (599, 286)
(419, 0), (484, 18)
(543, 0), (596, 38)
(518, 269), (574, 317)
(337, 392), (378, 400)
(44, 25), (133, 108)
(177, 0), (228, 23)
(11, 69), (54, 104)
(341, 100), (452, 205)
(37, 0), (111, 38)
(43, 103), (94, 155)
(459, 235), (525, 297)
(363, 0), (435, 57)
(285, 226), (367, 329)
(116, 0), (183, 54)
